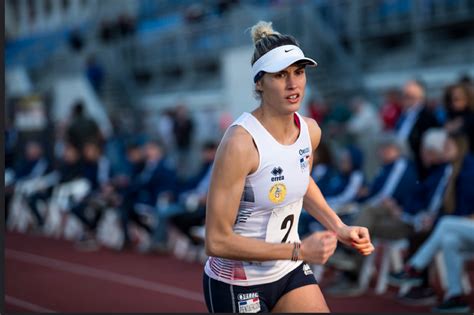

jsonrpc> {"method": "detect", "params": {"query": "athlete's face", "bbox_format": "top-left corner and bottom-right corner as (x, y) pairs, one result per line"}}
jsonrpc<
(256, 64), (306, 114)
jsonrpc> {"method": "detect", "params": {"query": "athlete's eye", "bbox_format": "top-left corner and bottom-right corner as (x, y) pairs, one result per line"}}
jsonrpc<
(295, 69), (305, 76)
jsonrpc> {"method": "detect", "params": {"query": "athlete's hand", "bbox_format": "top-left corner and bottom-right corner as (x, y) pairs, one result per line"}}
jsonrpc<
(300, 231), (338, 264)
(336, 225), (374, 256)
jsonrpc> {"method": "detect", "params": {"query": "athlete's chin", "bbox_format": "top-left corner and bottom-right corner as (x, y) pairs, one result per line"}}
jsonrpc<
(283, 102), (301, 113)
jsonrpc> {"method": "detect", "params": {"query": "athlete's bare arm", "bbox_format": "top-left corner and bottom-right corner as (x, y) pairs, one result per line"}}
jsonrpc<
(302, 117), (374, 256)
(205, 124), (338, 263)
(205, 125), (297, 261)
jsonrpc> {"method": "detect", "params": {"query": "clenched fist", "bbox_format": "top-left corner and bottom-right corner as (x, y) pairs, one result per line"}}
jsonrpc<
(300, 231), (338, 264)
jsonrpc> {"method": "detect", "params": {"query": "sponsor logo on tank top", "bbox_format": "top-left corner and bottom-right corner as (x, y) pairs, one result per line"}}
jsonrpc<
(271, 166), (284, 182)
(299, 147), (311, 172)
(268, 183), (287, 204)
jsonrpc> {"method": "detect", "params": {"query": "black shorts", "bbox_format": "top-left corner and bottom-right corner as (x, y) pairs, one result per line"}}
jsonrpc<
(203, 262), (318, 313)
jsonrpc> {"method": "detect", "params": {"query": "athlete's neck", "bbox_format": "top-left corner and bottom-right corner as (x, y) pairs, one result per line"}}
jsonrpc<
(251, 107), (300, 145)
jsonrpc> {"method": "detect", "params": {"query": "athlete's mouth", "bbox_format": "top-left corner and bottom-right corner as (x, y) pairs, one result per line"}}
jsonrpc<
(286, 94), (300, 102)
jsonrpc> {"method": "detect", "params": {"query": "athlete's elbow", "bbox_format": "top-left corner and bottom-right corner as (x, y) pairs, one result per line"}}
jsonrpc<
(205, 233), (229, 257)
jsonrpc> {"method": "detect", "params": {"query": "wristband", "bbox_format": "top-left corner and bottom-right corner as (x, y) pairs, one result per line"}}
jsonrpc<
(291, 242), (301, 261)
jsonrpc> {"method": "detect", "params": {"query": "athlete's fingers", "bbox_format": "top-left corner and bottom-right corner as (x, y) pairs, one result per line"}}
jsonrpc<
(356, 243), (375, 255)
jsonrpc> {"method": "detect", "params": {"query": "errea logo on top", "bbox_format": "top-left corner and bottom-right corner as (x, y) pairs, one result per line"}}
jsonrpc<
(271, 167), (284, 182)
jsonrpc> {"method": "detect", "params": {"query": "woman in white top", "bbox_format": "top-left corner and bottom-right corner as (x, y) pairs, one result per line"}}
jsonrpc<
(203, 21), (374, 313)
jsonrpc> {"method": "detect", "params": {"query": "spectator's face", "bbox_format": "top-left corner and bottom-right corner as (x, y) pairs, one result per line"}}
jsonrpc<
(444, 138), (458, 162)
(402, 82), (424, 109)
(127, 148), (142, 163)
(145, 143), (162, 161)
(378, 145), (400, 164)
(83, 143), (101, 161)
(421, 147), (444, 166)
(64, 145), (79, 163)
(451, 87), (468, 111)
(25, 142), (42, 160)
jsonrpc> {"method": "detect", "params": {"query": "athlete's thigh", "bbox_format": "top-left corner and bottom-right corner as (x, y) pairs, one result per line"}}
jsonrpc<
(271, 284), (329, 313)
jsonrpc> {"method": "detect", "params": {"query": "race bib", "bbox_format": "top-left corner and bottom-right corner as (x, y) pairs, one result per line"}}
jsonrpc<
(265, 199), (302, 244)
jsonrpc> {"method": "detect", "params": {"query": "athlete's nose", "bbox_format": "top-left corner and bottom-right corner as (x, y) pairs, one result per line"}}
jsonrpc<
(286, 74), (297, 90)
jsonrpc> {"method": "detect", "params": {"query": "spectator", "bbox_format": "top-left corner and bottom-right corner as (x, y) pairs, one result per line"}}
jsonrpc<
(326, 128), (453, 296)
(25, 143), (83, 231)
(85, 55), (105, 94)
(394, 215), (473, 313)
(172, 105), (194, 175)
(70, 141), (114, 250)
(379, 89), (403, 130)
(395, 80), (440, 178)
(390, 134), (474, 305)
(156, 108), (175, 153)
(324, 145), (365, 212)
(357, 132), (418, 209)
(307, 97), (330, 126)
(311, 141), (338, 196)
(146, 141), (218, 253)
(7, 141), (50, 227)
(118, 139), (176, 250)
(346, 96), (382, 179)
(299, 141), (338, 236)
(443, 83), (474, 153)
(66, 100), (103, 151)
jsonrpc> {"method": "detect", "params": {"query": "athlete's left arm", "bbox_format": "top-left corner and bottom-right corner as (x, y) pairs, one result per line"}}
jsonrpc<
(302, 117), (374, 255)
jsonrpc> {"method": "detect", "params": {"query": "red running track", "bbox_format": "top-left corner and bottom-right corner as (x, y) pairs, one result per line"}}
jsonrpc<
(5, 231), (472, 313)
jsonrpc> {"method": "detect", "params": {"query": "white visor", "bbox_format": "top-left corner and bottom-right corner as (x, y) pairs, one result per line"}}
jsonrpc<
(252, 45), (317, 82)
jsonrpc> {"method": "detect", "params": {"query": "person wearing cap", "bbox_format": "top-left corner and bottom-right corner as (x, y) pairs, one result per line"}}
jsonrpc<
(203, 21), (374, 313)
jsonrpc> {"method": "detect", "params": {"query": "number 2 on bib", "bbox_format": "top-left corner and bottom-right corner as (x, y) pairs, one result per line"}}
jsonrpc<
(280, 214), (294, 243)
(265, 199), (302, 244)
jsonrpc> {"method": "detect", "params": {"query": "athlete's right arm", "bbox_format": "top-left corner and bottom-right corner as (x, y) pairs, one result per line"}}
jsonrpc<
(204, 126), (296, 261)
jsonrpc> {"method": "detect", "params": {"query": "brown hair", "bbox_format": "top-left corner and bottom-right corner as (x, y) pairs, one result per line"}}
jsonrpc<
(443, 135), (469, 213)
(443, 83), (474, 117)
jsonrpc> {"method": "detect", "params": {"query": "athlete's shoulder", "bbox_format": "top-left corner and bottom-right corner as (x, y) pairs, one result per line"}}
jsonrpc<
(300, 115), (320, 130)
(301, 116), (321, 136)
(218, 125), (256, 159)
(300, 115), (321, 149)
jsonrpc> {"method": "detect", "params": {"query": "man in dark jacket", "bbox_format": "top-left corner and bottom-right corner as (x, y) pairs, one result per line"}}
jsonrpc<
(118, 139), (177, 249)
(395, 80), (440, 178)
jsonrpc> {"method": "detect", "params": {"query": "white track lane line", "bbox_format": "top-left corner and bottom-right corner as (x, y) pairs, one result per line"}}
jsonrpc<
(5, 295), (57, 313)
(6, 249), (204, 303)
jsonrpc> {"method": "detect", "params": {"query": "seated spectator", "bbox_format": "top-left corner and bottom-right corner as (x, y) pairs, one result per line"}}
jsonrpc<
(326, 128), (453, 296)
(379, 89), (402, 131)
(357, 132), (418, 209)
(311, 140), (338, 196)
(390, 134), (474, 306)
(299, 141), (337, 236)
(118, 138), (176, 250)
(141, 141), (217, 254)
(346, 96), (382, 179)
(69, 141), (115, 250)
(393, 215), (473, 313)
(25, 143), (83, 231)
(324, 145), (365, 213)
(7, 141), (50, 228)
(443, 83), (474, 153)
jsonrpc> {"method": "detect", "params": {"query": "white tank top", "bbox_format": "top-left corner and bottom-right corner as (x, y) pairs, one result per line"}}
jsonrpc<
(204, 111), (313, 286)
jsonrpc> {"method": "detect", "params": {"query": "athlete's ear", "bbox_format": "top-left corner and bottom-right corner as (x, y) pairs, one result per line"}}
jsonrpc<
(255, 78), (264, 93)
